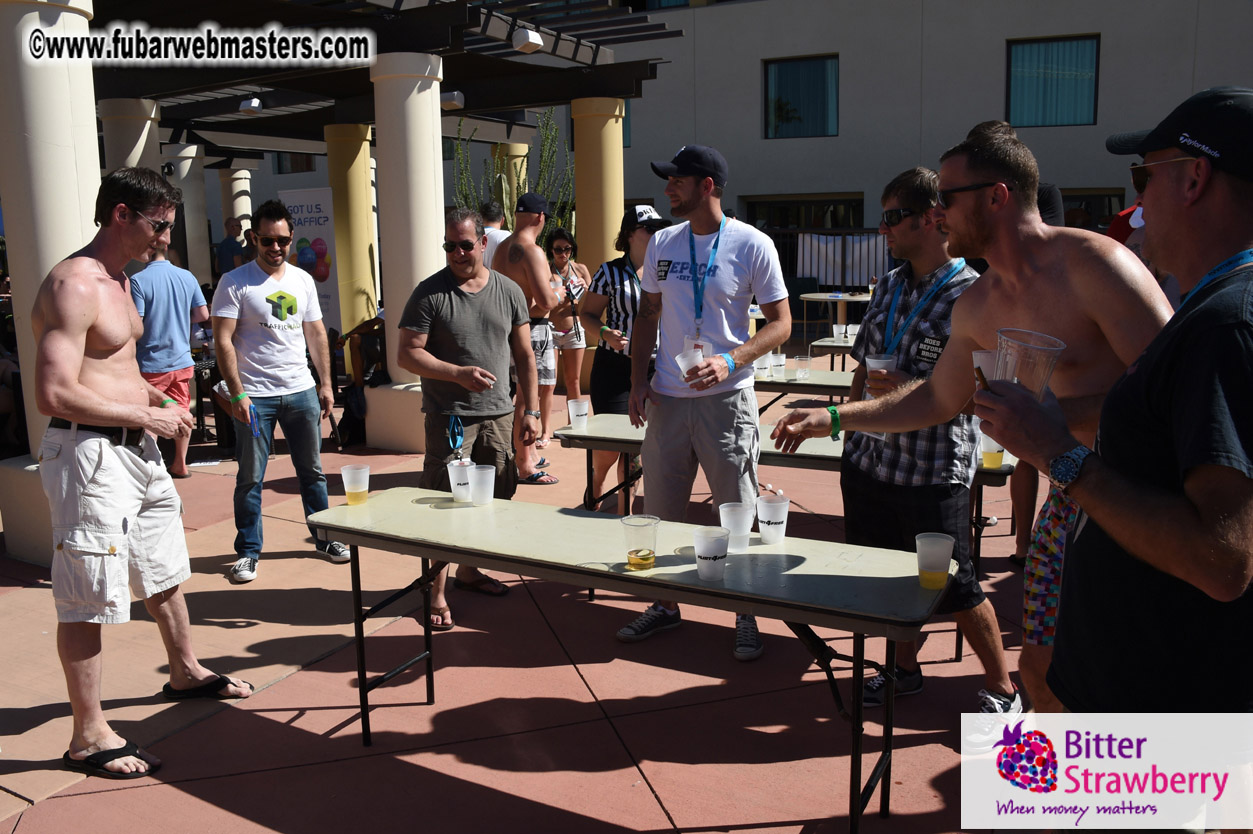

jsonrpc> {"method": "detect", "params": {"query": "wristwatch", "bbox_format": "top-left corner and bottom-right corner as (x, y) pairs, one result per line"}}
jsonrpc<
(1047, 445), (1093, 492)
(524, 410), (542, 419)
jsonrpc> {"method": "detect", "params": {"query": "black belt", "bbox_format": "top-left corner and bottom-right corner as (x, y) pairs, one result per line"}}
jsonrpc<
(49, 417), (146, 448)
(530, 316), (550, 327)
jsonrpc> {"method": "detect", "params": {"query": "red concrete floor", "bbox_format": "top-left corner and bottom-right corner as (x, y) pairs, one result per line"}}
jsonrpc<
(0, 376), (1036, 834)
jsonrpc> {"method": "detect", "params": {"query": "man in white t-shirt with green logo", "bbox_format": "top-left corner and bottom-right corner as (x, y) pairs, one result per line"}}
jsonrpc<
(618, 145), (792, 660)
(212, 199), (348, 583)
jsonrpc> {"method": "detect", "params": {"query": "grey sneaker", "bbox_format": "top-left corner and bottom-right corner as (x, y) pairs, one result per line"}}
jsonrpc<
(862, 664), (924, 707)
(733, 614), (764, 661)
(320, 541), (351, 563)
(230, 557), (258, 583)
(616, 603), (682, 643)
(963, 686), (1025, 753)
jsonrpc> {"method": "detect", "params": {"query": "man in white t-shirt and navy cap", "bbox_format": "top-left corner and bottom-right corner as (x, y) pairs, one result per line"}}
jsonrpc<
(617, 145), (792, 660)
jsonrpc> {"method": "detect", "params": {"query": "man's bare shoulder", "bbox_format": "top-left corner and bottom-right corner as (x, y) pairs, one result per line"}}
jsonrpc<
(39, 254), (107, 308)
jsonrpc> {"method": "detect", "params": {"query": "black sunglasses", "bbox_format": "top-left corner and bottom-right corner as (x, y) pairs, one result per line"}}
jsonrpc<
(1129, 156), (1196, 194)
(442, 240), (477, 253)
(551, 245), (574, 255)
(128, 206), (174, 235)
(936, 182), (1014, 209)
(880, 208), (917, 228)
(258, 235), (292, 248)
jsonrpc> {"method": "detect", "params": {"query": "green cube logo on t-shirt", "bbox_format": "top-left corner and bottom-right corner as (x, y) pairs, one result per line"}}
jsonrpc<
(266, 291), (298, 321)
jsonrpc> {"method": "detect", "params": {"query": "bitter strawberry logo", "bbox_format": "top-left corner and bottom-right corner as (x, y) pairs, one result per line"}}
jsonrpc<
(995, 720), (1058, 793)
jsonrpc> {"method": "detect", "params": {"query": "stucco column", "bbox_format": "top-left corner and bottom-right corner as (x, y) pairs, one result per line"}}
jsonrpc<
(491, 142), (529, 220)
(162, 143), (211, 281)
(99, 98), (161, 172)
(218, 168), (253, 232)
(367, 52), (446, 452)
(0, 0), (99, 565)
(324, 125), (377, 348)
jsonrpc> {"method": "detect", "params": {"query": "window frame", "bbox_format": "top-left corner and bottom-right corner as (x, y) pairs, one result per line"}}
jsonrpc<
(763, 53), (840, 140)
(1005, 34), (1101, 128)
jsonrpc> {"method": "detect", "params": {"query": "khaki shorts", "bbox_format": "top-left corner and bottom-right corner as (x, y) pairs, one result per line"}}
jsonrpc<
(641, 387), (760, 523)
(38, 426), (190, 624)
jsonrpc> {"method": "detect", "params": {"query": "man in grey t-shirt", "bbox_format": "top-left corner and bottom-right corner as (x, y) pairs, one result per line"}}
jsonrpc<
(397, 207), (541, 629)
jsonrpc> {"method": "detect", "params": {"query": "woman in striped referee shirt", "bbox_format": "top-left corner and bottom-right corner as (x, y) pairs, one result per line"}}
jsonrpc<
(578, 205), (670, 510)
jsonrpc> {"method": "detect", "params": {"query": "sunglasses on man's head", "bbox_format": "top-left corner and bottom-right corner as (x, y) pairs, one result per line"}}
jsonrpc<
(128, 206), (174, 235)
(936, 182), (1014, 210)
(442, 240), (477, 253)
(258, 235), (292, 248)
(880, 208), (917, 228)
(1128, 156), (1196, 194)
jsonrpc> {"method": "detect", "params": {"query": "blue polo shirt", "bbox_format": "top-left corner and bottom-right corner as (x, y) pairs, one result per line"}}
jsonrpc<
(131, 260), (207, 373)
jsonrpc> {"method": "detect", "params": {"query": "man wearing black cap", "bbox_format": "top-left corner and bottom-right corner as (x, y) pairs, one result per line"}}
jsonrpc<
(974, 87), (1253, 713)
(616, 145), (792, 661)
(492, 192), (561, 485)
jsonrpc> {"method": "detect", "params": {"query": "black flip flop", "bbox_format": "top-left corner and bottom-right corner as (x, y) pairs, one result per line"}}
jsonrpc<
(162, 675), (253, 701)
(63, 741), (161, 780)
(452, 575), (510, 597)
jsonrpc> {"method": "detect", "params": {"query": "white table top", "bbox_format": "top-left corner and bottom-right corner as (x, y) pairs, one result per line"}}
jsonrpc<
(308, 487), (950, 639)
(800, 291), (874, 303)
(753, 369), (854, 395)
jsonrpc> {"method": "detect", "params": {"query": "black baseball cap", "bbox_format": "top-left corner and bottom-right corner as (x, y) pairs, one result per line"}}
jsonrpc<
(651, 145), (729, 188)
(1106, 86), (1253, 181)
(515, 192), (549, 215)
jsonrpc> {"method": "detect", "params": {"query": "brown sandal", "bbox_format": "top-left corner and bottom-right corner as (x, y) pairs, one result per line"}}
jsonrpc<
(429, 606), (455, 631)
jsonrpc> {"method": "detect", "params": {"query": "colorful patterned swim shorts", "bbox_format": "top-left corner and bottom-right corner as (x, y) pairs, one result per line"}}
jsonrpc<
(1023, 484), (1080, 646)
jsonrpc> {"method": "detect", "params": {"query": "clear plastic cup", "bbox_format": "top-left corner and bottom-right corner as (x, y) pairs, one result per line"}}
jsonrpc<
(753, 355), (771, 379)
(916, 532), (955, 590)
(693, 526), (730, 581)
(622, 514), (660, 570)
(994, 329), (1066, 401)
(861, 353), (897, 440)
(718, 502), (755, 553)
(846, 323), (861, 342)
(770, 353), (787, 379)
(341, 464), (370, 505)
(972, 349), (997, 381)
(756, 494), (790, 544)
(833, 324), (845, 341)
(979, 431), (1004, 469)
(676, 348), (704, 378)
(470, 464), (495, 505)
(567, 398), (590, 431)
(794, 356), (811, 381)
(446, 459), (474, 502)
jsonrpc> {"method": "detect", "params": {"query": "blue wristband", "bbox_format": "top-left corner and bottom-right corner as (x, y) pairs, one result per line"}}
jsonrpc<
(720, 352), (735, 373)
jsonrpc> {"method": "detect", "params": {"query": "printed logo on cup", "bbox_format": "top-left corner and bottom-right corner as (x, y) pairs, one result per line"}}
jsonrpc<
(760, 518), (784, 527)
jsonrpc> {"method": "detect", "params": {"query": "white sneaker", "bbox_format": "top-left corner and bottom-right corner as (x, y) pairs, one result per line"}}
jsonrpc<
(963, 686), (1024, 753)
(230, 557), (258, 583)
(320, 541), (351, 563)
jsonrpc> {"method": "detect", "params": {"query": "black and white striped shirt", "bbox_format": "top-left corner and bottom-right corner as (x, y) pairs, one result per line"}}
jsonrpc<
(589, 256), (643, 356)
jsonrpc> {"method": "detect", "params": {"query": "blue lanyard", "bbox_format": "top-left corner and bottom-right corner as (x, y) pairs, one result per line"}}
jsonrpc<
(448, 414), (464, 459)
(1180, 248), (1253, 308)
(688, 215), (727, 335)
(882, 259), (965, 356)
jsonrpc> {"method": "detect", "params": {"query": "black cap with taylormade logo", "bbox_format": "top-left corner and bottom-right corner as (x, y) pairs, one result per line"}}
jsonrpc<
(515, 192), (549, 215)
(651, 145), (729, 188)
(1106, 86), (1253, 181)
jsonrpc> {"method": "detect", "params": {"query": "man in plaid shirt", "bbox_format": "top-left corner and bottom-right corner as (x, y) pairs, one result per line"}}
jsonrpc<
(841, 168), (1018, 714)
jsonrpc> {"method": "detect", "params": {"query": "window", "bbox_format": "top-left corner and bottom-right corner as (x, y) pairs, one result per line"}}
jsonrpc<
(747, 195), (862, 230)
(645, 0), (688, 8)
(765, 55), (838, 139)
(623, 99), (632, 148)
(1007, 36), (1099, 127)
(273, 152), (317, 175)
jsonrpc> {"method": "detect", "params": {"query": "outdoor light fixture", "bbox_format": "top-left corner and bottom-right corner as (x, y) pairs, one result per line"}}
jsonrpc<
(511, 27), (543, 53)
(440, 91), (465, 111)
(238, 97), (263, 116)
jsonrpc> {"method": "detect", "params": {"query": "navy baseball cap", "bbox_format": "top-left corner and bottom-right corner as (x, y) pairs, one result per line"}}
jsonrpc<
(651, 145), (729, 188)
(1106, 86), (1253, 181)
(515, 192), (549, 215)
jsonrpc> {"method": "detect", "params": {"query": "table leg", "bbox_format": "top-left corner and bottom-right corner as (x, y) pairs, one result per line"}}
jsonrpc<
(850, 633), (864, 834)
(880, 640), (896, 817)
(349, 544), (372, 746)
(837, 300), (848, 326)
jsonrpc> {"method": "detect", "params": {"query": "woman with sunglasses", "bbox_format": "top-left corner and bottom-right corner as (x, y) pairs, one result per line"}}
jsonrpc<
(577, 206), (671, 511)
(544, 228), (592, 448)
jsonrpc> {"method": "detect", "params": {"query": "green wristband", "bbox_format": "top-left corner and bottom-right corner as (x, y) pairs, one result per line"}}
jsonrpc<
(827, 405), (841, 439)
(230, 391), (248, 403)
(599, 325), (610, 334)
(160, 398), (176, 408)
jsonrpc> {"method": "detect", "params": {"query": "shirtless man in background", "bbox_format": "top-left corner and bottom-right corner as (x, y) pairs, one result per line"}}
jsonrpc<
(774, 132), (1172, 714)
(491, 191), (560, 485)
(33, 167), (252, 779)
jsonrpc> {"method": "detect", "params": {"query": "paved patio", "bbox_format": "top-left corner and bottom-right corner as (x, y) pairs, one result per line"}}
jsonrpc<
(0, 386), (1032, 833)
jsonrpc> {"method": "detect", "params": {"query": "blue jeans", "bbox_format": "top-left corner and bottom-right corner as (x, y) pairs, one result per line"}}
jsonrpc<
(233, 386), (328, 559)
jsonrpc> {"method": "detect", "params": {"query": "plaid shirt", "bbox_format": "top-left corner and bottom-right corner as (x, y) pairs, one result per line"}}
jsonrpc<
(845, 258), (980, 487)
